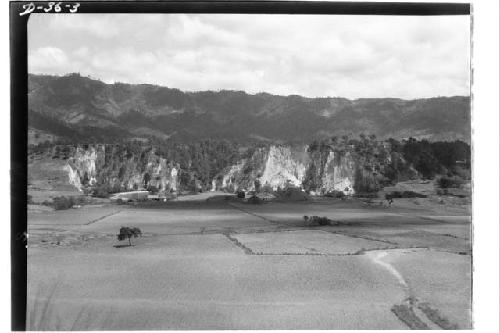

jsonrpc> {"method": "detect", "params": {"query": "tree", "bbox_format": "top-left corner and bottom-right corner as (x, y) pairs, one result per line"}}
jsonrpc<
(254, 179), (261, 192)
(117, 226), (142, 246)
(82, 171), (90, 185)
(143, 172), (151, 187)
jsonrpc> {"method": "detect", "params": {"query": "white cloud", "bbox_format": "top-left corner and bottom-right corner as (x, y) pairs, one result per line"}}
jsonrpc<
(27, 14), (470, 99)
(29, 47), (69, 72)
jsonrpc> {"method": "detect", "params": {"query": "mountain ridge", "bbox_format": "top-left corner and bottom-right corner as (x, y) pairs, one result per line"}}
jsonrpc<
(28, 73), (471, 144)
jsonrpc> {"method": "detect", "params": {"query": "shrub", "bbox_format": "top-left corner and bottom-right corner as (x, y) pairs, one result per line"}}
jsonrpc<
(325, 190), (345, 198)
(315, 216), (331, 226)
(50, 196), (88, 210)
(92, 183), (121, 198)
(92, 185), (109, 198)
(247, 195), (263, 204)
(52, 196), (76, 210)
(131, 227), (142, 237)
(436, 188), (445, 195)
(236, 190), (246, 198)
(304, 215), (333, 226)
(147, 185), (159, 194)
(261, 183), (274, 194)
(437, 176), (463, 189)
(354, 192), (379, 199)
(386, 191), (427, 199)
(402, 191), (426, 198)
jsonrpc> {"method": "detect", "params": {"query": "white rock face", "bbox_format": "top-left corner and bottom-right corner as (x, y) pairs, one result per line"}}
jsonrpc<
(221, 161), (246, 191)
(70, 146), (99, 184)
(320, 151), (355, 195)
(216, 145), (357, 195)
(259, 145), (308, 190)
(64, 145), (179, 193)
(170, 167), (178, 191)
(64, 164), (82, 191)
(64, 146), (101, 191)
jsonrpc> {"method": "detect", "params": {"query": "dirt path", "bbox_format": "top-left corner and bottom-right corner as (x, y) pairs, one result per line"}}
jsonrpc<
(368, 251), (409, 292)
(367, 249), (461, 330)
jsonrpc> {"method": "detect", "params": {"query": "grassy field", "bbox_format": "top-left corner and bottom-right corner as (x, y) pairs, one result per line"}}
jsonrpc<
(27, 196), (472, 330)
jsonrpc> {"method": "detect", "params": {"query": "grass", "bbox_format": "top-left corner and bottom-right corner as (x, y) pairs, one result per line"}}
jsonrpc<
(391, 304), (429, 330)
(417, 302), (460, 329)
(28, 282), (63, 330)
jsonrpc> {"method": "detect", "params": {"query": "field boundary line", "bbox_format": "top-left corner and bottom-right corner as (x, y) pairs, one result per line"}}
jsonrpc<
(226, 202), (286, 226)
(84, 210), (122, 225)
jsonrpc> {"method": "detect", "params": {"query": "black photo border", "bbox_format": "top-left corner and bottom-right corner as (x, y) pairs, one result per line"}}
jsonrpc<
(10, 1), (471, 330)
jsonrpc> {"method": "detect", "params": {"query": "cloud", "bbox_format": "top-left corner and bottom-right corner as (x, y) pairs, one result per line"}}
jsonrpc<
(27, 14), (470, 99)
(29, 47), (69, 72)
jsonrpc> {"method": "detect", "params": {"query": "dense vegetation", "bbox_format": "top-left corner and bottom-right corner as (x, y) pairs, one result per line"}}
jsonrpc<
(29, 135), (471, 196)
(303, 135), (469, 193)
(154, 139), (241, 189)
(392, 138), (470, 179)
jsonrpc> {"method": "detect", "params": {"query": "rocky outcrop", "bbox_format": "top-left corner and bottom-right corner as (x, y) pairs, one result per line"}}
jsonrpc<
(64, 145), (179, 193)
(214, 144), (405, 195)
(260, 145), (309, 190)
(215, 145), (308, 192)
(304, 150), (356, 195)
(56, 142), (412, 196)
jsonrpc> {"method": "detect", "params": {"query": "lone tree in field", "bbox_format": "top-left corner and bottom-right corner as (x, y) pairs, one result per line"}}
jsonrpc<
(117, 226), (142, 246)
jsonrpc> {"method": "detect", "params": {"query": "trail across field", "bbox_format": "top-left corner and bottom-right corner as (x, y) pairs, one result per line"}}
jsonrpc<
(27, 198), (472, 330)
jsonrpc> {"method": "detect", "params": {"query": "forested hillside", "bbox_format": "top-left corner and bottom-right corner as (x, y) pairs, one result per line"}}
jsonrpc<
(29, 136), (470, 196)
(28, 73), (471, 144)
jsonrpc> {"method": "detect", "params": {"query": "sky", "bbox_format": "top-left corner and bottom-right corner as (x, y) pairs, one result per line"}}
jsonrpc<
(28, 14), (470, 99)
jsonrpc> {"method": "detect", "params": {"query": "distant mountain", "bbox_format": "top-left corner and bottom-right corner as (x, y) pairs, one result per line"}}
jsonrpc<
(28, 73), (471, 144)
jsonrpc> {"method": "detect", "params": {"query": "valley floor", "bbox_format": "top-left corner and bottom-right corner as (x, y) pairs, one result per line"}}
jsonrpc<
(27, 197), (472, 330)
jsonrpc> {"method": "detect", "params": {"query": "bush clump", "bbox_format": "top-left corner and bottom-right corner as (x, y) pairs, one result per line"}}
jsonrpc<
(386, 191), (427, 199)
(437, 176), (463, 189)
(354, 192), (379, 199)
(47, 195), (88, 210)
(247, 195), (263, 204)
(303, 215), (335, 226)
(51, 196), (76, 210)
(325, 190), (345, 198)
(91, 183), (123, 198)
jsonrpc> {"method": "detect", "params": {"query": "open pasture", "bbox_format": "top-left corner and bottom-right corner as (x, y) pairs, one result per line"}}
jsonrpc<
(27, 198), (472, 330)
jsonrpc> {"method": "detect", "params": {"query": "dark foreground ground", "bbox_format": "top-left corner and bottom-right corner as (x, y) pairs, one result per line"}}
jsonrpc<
(27, 197), (472, 330)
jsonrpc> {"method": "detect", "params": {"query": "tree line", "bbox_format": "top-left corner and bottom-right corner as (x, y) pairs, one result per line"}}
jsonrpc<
(29, 135), (471, 195)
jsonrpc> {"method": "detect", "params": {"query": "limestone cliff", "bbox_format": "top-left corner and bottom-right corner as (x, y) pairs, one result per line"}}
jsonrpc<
(215, 144), (408, 195)
(52, 141), (412, 196)
(64, 145), (179, 193)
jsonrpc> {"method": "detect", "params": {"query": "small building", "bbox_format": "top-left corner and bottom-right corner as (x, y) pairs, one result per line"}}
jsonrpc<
(110, 190), (149, 202)
(147, 194), (161, 201)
